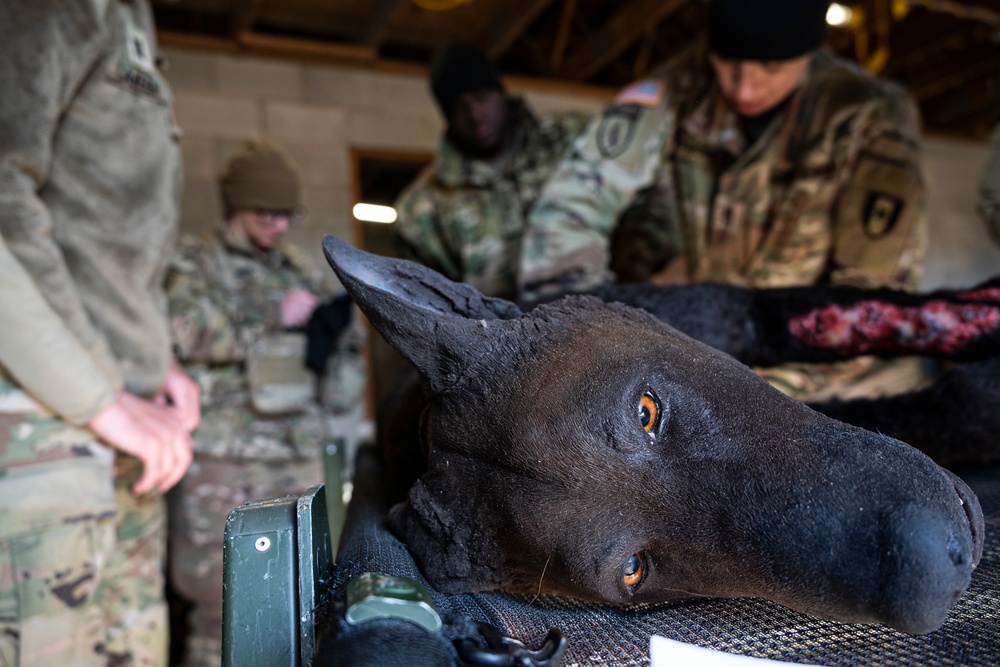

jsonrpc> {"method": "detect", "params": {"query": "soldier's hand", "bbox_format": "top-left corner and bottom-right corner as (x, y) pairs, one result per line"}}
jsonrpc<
(281, 289), (319, 329)
(87, 391), (195, 494)
(161, 359), (201, 433)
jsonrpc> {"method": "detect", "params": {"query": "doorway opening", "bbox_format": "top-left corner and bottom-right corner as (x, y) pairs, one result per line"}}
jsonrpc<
(349, 149), (432, 419)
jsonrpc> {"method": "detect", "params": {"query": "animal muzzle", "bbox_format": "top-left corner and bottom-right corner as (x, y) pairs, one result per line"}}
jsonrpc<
(712, 424), (986, 636)
(866, 477), (982, 634)
(773, 463), (984, 635)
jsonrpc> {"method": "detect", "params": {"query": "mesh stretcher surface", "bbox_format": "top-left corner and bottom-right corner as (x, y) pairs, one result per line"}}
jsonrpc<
(329, 453), (1000, 666)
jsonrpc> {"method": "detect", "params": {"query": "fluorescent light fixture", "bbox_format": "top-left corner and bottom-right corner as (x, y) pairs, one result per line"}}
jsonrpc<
(826, 3), (854, 26)
(353, 203), (397, 224)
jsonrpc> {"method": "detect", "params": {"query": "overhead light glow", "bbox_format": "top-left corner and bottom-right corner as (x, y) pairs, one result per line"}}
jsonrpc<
(353, 203), (397, 224)
(826, 3), (854, 27)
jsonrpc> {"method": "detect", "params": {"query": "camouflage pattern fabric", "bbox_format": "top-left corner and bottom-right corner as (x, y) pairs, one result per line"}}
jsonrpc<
(520, 45), (929, 401)
(164, 226), (364, 667)
(394, 97), (590, 300)
(0, 0), (180, 664)
(165, 226), (365, 462)
(978, 123), (1000, 246)
(0, 404), (167, 667)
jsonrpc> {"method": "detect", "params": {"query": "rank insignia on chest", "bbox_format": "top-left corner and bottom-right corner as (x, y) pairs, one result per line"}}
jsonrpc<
(862, 191), (904, 239)
(596, 106), (641, 159)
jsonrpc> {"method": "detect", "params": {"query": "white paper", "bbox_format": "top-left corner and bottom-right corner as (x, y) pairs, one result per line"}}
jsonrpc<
(650, 635), (828, 667)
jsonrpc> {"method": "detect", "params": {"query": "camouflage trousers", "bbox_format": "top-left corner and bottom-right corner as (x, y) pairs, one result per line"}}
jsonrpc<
(167, 455), (323, 667)
(0, 412), (168, 667)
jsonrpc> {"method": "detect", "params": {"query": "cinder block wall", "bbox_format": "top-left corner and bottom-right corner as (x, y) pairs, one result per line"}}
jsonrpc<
(162, 47), (604, 273)
(920, 137), (1000, 290)
(162, 47), (998, 289)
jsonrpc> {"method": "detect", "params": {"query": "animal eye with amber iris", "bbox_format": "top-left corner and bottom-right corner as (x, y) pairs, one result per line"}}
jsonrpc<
(623, 552), (646, 588)
(638, 391), (660, 434)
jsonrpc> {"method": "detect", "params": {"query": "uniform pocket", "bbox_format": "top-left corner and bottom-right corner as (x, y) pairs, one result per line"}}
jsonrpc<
(0, 514), (115, 667)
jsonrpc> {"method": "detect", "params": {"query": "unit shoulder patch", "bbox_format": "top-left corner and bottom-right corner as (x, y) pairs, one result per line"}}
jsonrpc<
(862, 191), (904, 239)
(595, 106), (641, 159)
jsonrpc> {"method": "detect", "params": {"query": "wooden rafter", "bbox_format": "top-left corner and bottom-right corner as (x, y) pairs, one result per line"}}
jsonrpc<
(559, 0), (686, 80)
(632, 26), (659, 78)
(236, 31), (377, 64)
(923, 81), (998, 127)
(361, 0), (407, 48)
(909, 49), (1000, 101)
(230, 0), (264, 36)
(550, 0), (577, 71)
(487, 0), (560, 60)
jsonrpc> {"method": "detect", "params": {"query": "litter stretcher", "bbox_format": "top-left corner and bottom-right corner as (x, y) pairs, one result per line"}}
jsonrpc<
(221, 440), (1000, 667)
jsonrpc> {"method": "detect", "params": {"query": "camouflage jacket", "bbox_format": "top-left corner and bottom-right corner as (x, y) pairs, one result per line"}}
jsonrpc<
(978, 123), (1000, 246)
(519, 45), (928, 400)
(520, 45), (927, 298)
(165, 227), (365, 461)
(0, 0), (179, 417)
(394, 97), (590, 299)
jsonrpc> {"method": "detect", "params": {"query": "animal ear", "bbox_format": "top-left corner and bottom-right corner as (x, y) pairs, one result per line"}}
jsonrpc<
(388, 475), (509, 594)
(322, 236), (522, 393)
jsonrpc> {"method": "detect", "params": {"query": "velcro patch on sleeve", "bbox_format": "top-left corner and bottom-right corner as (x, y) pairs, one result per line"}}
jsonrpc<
(833, 140), (923, 283)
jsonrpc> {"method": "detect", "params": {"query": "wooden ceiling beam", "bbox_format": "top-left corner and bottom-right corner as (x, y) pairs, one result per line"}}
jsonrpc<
(236, 31), (377, 64)
(922, 83), (998, 127)
(360, 0), (407, 48)
(549, 0), (577, 71)
(487, 0), (560, 60)
(230, 0), (264, 36)
(560, 0), (686, 81)
(910, 52), (1000, 101)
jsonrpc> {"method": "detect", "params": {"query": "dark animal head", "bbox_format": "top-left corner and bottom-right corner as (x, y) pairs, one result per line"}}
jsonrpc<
(322, 236), (984, 635)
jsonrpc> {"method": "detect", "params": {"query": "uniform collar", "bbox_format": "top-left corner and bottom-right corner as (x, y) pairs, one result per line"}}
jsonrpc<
(216, 224), (288, 269)
(433, 96), (538, 188)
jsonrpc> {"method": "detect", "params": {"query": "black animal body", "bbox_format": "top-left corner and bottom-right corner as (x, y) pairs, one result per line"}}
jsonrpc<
(323, 236), (992, 635)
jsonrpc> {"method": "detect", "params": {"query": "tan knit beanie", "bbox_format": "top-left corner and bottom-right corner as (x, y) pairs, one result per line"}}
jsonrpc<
(220, 139), (302, 211)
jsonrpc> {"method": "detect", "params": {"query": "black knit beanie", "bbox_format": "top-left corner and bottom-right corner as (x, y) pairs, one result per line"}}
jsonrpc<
(429, 42), (504, 116)
(709, 0), (829, 61)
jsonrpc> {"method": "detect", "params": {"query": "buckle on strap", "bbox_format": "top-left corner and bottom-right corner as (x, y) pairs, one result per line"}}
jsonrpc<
(456, 623), (567, 667)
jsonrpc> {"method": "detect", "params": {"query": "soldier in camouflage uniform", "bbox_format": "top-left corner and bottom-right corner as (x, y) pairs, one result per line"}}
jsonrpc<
(520, 0), (928, 401)
(165, 140), (365, 667)
(0, 2), (199, 665)
(394, 43), (590, 300)
(978, 123), (1000, 246)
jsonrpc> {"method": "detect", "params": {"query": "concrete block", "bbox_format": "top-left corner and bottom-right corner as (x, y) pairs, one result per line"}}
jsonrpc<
(161, 47), (218, 93)
(177, 136), (217, 181)
(921, 137), (1000, 290)
(304, 66), (436, 114)
(264, 103), (346, 143)
(217, 55), (305, 100)
(302, 66), (357, 107)
(280, 140), (351, 188)
(288, 188), (354, 272)
(300, 186), (352, 236)
(345, 110), (440, 151)
(173, 93), (262, 138)
(516, 88), (606, 117)
(178, 178), (223, 235)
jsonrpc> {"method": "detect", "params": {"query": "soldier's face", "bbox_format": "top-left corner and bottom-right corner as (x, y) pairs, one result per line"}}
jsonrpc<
(230, 208), (291, 250)
(448, 89), (508, 157)
(709, 53), (811, 117)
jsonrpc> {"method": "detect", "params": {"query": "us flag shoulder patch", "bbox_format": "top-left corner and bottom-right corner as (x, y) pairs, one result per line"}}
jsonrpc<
(613, 80), (664, 108)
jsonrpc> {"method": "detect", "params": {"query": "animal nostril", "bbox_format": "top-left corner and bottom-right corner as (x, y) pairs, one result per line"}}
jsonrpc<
(946, 532), (965, 567)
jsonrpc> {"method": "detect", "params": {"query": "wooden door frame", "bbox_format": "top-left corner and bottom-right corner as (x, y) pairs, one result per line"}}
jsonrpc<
(347, 147), (433, 421)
